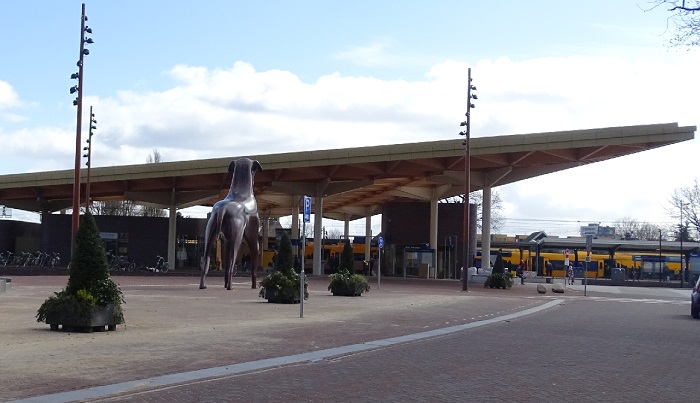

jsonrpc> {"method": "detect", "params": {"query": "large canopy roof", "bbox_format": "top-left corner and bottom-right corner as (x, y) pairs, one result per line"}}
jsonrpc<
(0, 123), (694, 221)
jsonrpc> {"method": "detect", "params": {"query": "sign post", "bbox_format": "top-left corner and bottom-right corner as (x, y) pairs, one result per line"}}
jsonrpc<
(564, 248), (570, 284)
(377, 236), (384, 290)
(585, 235), (592, 296)
(301, 195), (311, 318)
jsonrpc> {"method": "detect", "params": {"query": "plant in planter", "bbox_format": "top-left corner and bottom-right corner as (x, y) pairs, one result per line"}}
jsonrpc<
(258, 232), (308, 303)
(328, 241), (370, 296)
(484, 251), (513, 289)
(36, 212), (124, 331)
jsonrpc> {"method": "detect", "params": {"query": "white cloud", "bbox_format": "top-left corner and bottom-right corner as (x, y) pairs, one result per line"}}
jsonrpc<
(0, 81), (20, 109)
(2, 51), (699, 235)
(0, 81), (25, 123)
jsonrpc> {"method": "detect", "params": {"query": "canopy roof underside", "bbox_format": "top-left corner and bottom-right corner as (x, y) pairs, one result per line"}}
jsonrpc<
(0, 123), (694, 221)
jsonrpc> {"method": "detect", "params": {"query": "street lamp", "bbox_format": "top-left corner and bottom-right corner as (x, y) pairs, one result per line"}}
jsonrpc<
(680, 202), (684, 287)
(70, 3), (93, 257)
(459, 67), (477, 291)
(83, 107), (96, 209)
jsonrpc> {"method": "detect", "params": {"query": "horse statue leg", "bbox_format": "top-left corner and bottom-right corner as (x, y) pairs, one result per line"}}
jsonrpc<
(225, 224), (246, 291)
(245, 214), (260, 289)
(221, 240), (231, 290)
(200, 206), (222, 289)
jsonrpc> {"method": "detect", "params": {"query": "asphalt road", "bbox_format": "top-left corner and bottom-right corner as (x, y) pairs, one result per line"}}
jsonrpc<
(1, 276), (696, 402)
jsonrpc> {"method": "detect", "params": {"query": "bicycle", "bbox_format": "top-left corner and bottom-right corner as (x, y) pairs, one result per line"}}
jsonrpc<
(46, 252), (61, 269)
(139, 255), (169, 274)
(14, 252), (31, 267)
(108, 255), (135, 273)
(28, 251), (49, 268)
(0, 251), (13, 266)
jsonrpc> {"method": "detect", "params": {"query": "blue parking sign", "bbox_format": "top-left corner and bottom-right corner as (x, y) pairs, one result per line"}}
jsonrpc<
(303, 196), (311, 223)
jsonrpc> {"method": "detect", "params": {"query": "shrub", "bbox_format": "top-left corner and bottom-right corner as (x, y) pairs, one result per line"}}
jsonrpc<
(338, 240), (355, 273)
(492, 251), (506, 274)
(328, 240), (370, 296)
(484, 272), (513, 289)
(273, 230), (294, 276)
(328, 269), (370, 297)
(259, 232), (308, 301)
(36, 212), (125, 325)
(258, 270), (308, 300)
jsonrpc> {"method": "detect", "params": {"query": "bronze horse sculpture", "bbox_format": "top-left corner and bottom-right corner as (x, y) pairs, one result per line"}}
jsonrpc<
(200, 158), (262, 290)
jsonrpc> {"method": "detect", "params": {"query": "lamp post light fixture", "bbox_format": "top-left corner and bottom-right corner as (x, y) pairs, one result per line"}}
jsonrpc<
(70, 3), (93, 257)
(459, 67), (477, 291)
(83, 106), (96, 209)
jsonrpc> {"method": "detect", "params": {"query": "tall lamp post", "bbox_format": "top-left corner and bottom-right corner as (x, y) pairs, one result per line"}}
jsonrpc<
(83, 107), (96, 209)
(70, 3), (93, 256)
(680, 202), (684, 287)
(459, 67), (477, 291)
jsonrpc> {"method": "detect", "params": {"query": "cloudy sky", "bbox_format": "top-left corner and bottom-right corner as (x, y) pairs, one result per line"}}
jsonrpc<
(1, 1), (698, 236)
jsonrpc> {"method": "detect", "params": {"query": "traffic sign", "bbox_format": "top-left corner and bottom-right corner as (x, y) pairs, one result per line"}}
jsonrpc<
(303, 196), (311, 223)
(586, 235), (593, 254)
(378, 236), (384, 249)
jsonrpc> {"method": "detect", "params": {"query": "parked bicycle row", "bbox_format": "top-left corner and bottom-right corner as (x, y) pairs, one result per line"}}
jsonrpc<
(107, 255), (169, 274)
(0, 251), (61, 268)
(0, 251), (168, 274)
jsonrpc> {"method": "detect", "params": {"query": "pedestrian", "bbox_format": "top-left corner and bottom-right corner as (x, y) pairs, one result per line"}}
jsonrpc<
(567, 265), (574, 285)
(517, 260), (526, 285)
(545, 260), (553, 277)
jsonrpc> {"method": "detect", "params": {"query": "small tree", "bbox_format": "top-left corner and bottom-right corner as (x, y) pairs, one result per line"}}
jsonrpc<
(259, 232), (308, 302)
(328, 240), (370, 296)
(483, 250), (512, 289)
(338, 240), (354, 273)
(491, 251), (505, 274)
(274, 232), (294, 276)
(37, 212), (124, 327)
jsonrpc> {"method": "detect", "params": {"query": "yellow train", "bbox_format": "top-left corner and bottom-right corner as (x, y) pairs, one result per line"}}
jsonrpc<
(263, 239), (379, 274)
(477, 248), (684, 280)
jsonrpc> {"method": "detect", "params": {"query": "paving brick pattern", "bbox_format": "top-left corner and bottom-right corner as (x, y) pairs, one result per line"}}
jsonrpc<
(1, 275), (696, 402)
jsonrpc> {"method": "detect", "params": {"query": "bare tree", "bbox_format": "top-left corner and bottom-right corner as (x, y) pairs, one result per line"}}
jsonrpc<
(91, 200), (139, 216)
(277, 217), (315, 239)
(301, 222), (314, 239)
(90, 149), (166, 217)
(638, 222), (665, 241)
(614, 217), (640, 240)
(146, 148), (162, 164)
(326, 228), (343, 239)
(440, 190), (504, 232)
(667, 177), (700, 239)
(140, 149), (166, 217)
(613, 217), (664, 240)
(648, 1), (700, 47)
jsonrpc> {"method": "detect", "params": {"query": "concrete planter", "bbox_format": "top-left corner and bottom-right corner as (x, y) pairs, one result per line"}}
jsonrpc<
(329, 283), (363, 297)
(46, 304), (119, 332)
(264, 287), (300, 304)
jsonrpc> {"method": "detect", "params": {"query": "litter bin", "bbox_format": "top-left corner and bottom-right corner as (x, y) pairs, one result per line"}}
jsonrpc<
(611, 267), (626, 283)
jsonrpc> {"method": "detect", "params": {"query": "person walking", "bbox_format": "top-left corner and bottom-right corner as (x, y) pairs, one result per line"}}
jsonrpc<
(517, 260), (526, 285)
(567, 265), (575, 285)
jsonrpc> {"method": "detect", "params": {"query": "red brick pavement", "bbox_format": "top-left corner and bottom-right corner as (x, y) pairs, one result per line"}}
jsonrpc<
(88, 294), (696, 403)
(1, 274), (617, 402)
